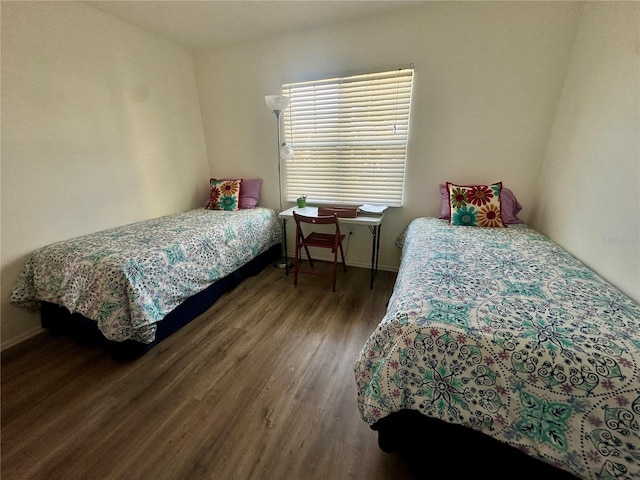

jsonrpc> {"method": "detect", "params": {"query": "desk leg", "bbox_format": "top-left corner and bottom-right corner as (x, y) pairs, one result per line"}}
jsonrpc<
(368, 224), (381, 289)
(375, 223), (381, 274)
(279, 218), (290, 275)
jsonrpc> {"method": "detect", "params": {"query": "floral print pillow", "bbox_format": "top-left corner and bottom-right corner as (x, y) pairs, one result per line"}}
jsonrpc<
(204, 179), (242, 211)
(446, 181), (506, 227)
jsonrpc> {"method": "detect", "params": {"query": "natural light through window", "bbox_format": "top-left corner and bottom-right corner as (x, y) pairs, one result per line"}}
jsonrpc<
(282, 67), (414, 207)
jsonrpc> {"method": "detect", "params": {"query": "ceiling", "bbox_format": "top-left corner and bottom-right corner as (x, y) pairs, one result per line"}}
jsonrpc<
(87, 0), (425, 50)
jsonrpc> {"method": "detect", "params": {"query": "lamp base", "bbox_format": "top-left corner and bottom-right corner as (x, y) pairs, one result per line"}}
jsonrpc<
(274, 257), (292, 270)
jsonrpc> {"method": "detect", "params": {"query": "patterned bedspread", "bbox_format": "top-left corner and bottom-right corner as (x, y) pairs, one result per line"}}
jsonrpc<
(354, 217), (640, 479)
(11, 207), (280, 344)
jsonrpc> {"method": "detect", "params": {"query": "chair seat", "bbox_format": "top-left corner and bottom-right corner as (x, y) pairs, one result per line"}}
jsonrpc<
(300, 232), (346, 249)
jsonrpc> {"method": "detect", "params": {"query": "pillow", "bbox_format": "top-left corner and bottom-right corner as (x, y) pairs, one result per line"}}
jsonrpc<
(219, 177), (262, 209)
(234, 178), (262, 209)
(204, 179), (242, 211)
(446, 181), (506, 227)
(498, 187), (523, 224)
(439, 183), (522, 224)
(438, 183), (450, 219)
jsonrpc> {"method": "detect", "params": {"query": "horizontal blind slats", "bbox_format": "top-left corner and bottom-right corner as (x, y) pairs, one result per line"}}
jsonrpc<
(282, 68), (413, 207)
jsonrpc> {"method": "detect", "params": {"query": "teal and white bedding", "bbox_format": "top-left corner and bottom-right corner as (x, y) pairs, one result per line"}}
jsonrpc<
(11, 207), (280, 344)
(354, 217), (640, 479)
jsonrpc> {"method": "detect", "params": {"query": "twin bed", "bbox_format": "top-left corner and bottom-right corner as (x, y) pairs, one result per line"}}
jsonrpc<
(354, 216), (640, 479)
(10, 183), (640, 478)
(11, 206), (280, 358)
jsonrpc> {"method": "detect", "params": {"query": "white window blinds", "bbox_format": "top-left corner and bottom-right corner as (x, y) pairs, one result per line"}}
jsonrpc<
(282, 67), (413, 207)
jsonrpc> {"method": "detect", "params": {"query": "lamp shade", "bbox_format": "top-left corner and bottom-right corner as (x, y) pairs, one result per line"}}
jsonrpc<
(265, 95), (290, 112)
(280, 143), (295, 160)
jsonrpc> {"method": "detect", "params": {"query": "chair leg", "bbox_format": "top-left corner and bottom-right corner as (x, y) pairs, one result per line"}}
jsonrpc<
(332, 248), (339, 292)
(294, 246), (299, 286)
(339, 241), (347, 272)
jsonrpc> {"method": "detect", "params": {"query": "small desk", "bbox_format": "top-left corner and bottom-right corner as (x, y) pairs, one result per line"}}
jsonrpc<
(279, 206), (384, 289)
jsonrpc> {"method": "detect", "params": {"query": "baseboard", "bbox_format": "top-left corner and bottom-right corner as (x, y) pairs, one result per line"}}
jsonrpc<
(286, 254), (398, 273)
(1, 326), (45, 352)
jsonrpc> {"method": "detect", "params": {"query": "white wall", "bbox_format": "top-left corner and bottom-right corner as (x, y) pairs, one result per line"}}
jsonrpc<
(531, 2), (640, 303)
(194, 1), (582, 271)
(1, 2), (210, 347)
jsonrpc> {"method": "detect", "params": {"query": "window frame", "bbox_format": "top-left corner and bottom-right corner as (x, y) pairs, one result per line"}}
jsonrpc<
(281, 66), (414, 207)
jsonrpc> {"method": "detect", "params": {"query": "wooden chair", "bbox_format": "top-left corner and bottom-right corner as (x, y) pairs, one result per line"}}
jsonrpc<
(293, 212), (347, 292)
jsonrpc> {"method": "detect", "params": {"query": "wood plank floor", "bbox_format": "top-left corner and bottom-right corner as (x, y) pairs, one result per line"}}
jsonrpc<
(1, 264), (424, 480)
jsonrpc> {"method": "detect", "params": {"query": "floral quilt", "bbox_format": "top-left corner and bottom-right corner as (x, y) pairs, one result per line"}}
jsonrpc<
(11, 208), (280, 344)
(354, 217), (640, 479)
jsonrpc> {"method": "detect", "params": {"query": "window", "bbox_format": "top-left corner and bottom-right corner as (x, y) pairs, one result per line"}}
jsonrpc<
(282, 67), (414, 207)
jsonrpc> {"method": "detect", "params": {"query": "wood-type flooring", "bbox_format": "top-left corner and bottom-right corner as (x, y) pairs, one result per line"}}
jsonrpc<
(2, 263), (424, 480)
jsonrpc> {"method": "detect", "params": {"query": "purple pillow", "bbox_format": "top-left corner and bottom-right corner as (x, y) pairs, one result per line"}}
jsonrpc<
(219, 178), (262, 209)
(499, 187), (523, 224)
(439, 183), (523, 224)
(238, 178), (262, 209)
(439, 183), (450, 220)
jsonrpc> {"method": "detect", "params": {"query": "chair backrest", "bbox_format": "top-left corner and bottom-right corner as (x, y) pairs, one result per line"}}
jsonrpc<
(293, 212), (342, 238)
(293, 212), (339, 227)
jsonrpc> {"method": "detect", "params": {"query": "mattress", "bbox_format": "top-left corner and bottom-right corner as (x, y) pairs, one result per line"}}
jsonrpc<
(354, 217), (640, 479)
(11, 207), (280, 344)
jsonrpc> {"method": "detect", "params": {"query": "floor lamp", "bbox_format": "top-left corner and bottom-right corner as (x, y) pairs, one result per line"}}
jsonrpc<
(265, 94), (294, 269)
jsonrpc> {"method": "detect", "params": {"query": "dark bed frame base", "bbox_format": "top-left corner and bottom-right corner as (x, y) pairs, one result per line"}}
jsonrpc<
(372, 410), (581, 480)
(41, 244), (280, 361)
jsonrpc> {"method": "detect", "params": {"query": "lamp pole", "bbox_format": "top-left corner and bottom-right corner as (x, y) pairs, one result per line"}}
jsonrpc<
(265, 95), (292, 270)
(274, 109), (290, 269)
(273, 109), (285, 215)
